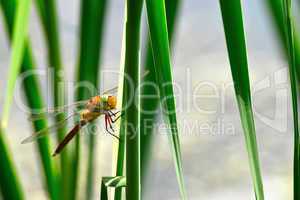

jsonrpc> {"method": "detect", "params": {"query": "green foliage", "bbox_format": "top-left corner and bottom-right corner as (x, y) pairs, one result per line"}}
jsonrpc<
(101, 176), (126, 200)
(33, 0), (70, 198)
(219, 0), (264, 199)
(0, 128), (24, 200)
(266, 0), (300, 77)
(0, 1), (60, 199)
(282, 1), (300, 199)
(76, 0), (108, 199)
(140, 0), (181, 182)
(1, 0), (31, 128)
(123, 0), (144, 199)
(2, 0), (300, 199)
(145, 0), (187, 199)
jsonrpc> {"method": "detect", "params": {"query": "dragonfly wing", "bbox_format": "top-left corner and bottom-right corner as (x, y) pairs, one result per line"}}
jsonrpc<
(101, 71), (150, 95)
(102, 86), (118, 95)
(22, 113), (79, 144)
(28, 100), (88, 121)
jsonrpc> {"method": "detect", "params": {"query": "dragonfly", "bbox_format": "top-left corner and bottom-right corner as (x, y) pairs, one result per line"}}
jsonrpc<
(22, 86), (122, 156)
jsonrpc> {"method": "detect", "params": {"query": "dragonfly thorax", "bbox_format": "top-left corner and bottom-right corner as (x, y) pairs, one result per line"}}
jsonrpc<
(86, 95), (117, 112)
(80, 109), (101, 121)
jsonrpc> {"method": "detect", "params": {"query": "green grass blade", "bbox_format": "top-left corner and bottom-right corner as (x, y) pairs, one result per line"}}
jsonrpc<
(282, 1), (300, 199)
(266, 0), (300, 78)
(266, 4), (300, 198)
(114, 118), (126, 200)
(1, 0), (31, 128)
(123, 0), (143, 199)
(218, 0), (264, 199)
(101, 177), (126, 200)
(33, 0), (71, 198)
(21, 52), (60, 200)
(0, 1), (60, 199)
(140, 0), (181, 182)
(113, 22), (127, 200)
(145, 0), (187, 199)
(75, 0), (107, 199)
(0, 128), (24, 200)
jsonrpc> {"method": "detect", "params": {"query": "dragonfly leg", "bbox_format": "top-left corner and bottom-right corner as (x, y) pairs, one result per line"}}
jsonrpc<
(108, 110), (116, 117)
(108, 110), (120, 117)
(107, 114), (114, 132)
(107, 111), (123, 123)
(104, 114), (119, 140)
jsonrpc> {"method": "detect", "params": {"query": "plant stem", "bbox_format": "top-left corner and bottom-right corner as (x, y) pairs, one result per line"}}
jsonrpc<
(0, 128), (24, 200)
(123, 0), (143, 199)
(141, 0), (181, 183)
(76, 0), (108, 199)
(219, 0), (264, 199)
(145, 0), (187, 198)
(0, 1), (60, 199)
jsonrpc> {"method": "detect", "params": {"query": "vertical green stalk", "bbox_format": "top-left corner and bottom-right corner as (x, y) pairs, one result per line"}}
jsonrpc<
(0, 128), (24, 200)
(33, 0), (70, 198)
(1, 0), (31, 128)
(123, 0), (143, 199)
(141, 0), (181, 181)
(219, 0), (264, 199)
(75, 0), (107, 199)
(22, 48), (60, 200)
(145, 0), (187, 199)
(266, 0), (300, 79)
(0, 1), (60, 200)
(282, 1), (300, 199)
(114, 116), (126, 200)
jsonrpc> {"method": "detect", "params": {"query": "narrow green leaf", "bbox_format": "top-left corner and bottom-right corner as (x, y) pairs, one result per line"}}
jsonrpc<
(282, 1), (300, 199)
(123, 0), (143, 199)
(101, 176), (126, 200)
(0, 128), (24, 200)
(0, 1), (60, 199)
(145, 0), (187, 199)
(2, 0), (31, 128)
(219, 0), (264, 199)
(21, 52), (60, 200)
(113, 21), (127, 200)
(114, 117), (126, 200)
(266, 0), (300, 78)
(76, 0), (107, 199)
(141, 0), (181, 183)
(33, 0), (71, 198)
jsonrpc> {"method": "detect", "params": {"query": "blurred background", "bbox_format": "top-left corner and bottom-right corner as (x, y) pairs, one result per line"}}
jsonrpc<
(0, 0), (295, 199)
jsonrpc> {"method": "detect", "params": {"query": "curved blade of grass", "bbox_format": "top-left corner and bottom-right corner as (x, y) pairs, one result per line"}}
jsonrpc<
(266, 0), (300, 79)
(122, 0), (143, 199)
(145, 0), (187, 199)
(0, 1), (60, 199)
(141, 0), (181, 183)
(282, 1), (300, 199)
(219, 0), (264, 199)
(33, 0), (70, 198)
(1, 0), (31, 128)
(113, 19), (126, 200)
(0, 128), (24, 200)
(266, 5), (300, 197)
(75, 0), (107, 199)
(21, 52), (60, 200)
(101, 176), (126, 200)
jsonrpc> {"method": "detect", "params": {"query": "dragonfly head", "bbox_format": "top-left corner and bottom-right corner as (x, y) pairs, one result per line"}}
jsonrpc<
(107, 96), (117, 109)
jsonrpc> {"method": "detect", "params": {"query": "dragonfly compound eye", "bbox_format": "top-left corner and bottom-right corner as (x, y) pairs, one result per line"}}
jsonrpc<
(107, 96), (117, 109)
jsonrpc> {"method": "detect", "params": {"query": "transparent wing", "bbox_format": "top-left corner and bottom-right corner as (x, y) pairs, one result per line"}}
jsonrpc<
(22, 113), (79, 144)
(101, 71), (149, 95)
(28, 100), (88, 121)
(102, 86), (118, 95)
